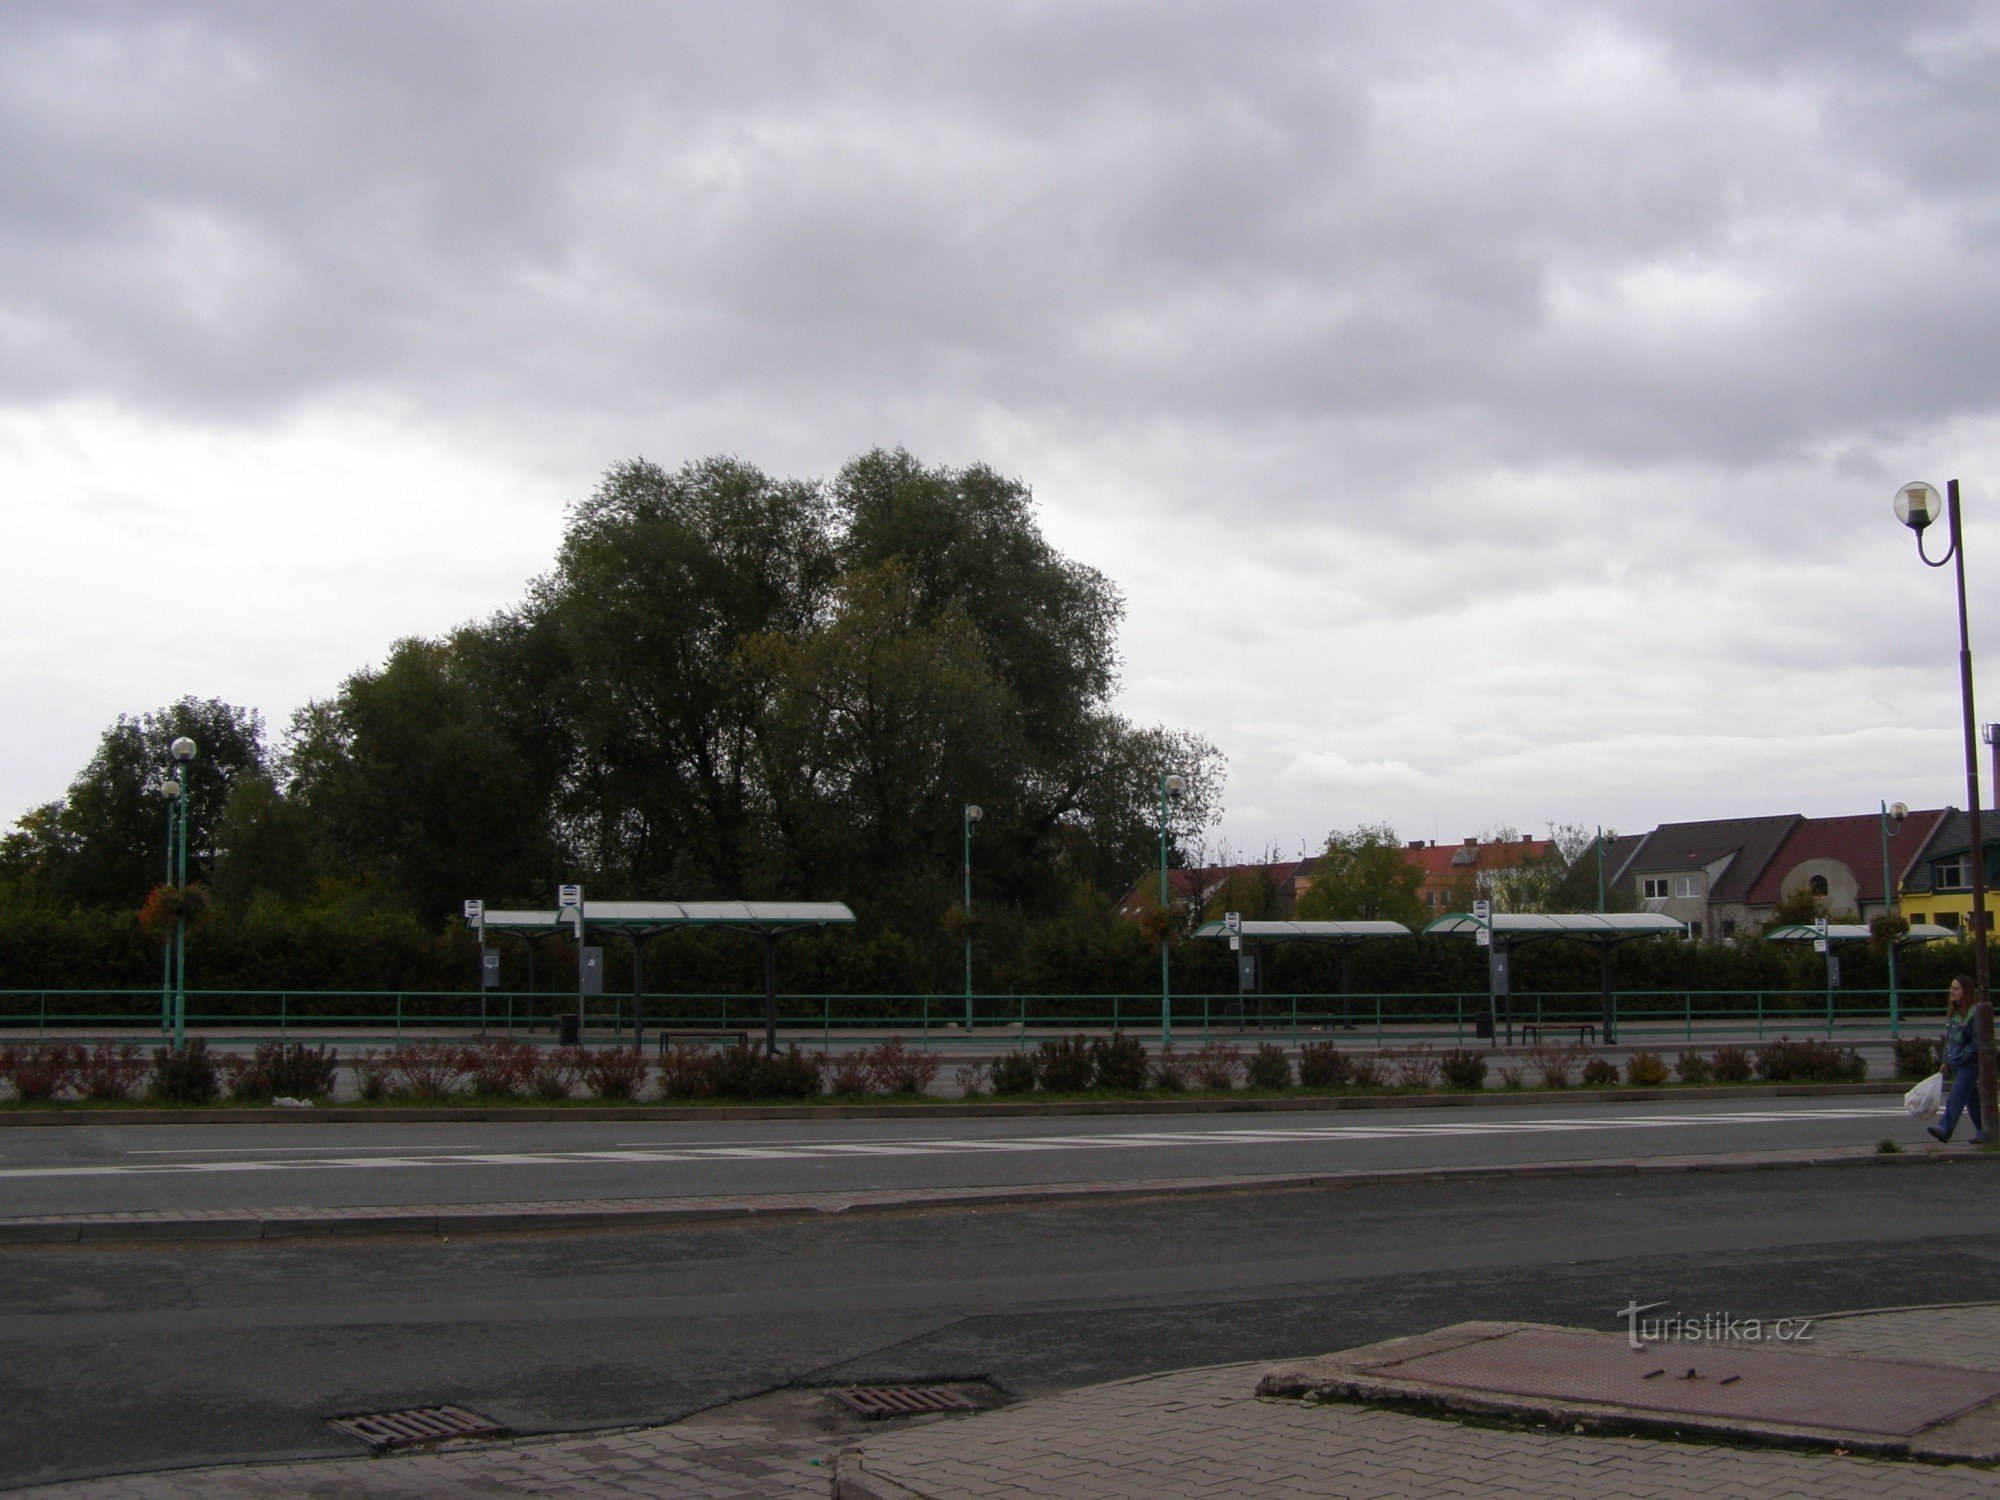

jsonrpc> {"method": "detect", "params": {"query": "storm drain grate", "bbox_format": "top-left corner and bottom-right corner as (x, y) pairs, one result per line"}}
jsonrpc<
(328, 1405), (507, 1450)
(829, 1385), (982, 1420)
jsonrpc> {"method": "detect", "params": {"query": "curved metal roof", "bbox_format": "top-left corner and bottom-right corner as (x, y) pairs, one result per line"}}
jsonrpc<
(474, 901), (854, 933)
(1423, 911), (1688, 942)
(1191, 919), (1411, 942)
(1764, 922), (1957, 946)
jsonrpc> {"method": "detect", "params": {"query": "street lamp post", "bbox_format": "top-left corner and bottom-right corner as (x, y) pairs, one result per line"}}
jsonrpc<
(166, 736), (196, 1048)
(963, 804), (982, 1030)
(159, 777), (179, 1038)
(1158, 772), (1185, 1045)
(1894, 479), (1993, 1144)
(1880, 800), (1908, 1038)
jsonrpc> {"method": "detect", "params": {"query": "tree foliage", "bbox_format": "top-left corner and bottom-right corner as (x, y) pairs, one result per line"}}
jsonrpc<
(1296, 824), (1429, 929)
(3, 450), (1225, 981)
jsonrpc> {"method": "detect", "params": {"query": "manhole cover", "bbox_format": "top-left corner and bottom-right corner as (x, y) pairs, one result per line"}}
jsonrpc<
(1363, 1330), (2000, 1438)
(328, 1405), (507, 1449)
(828, 1385), (982, 1420)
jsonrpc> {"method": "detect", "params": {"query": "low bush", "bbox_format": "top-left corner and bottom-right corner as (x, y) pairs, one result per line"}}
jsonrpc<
(1092, 1032), (1151, 1091)
(532, 1047), (581, 1100)
(150, 1040), (219, 1104)
(1189, 1042), (1243, 1091)
(1034, 1034), (1096, 1092)
(353, 1049), (392, 1100)
(1245, 1043), (1292, 1090)
(657, 1044), (718, 1099)
(1526, 1043), (1584, 1089)
(1711, 1044), (1752, 1083)
(465, 1039), (538, 1098)
(224, 1042), (340, 1101)
(1496, 1065), (1524, 1090)
(823, 1050), (874, 1096)
(384, 1041), (474, 1100)
(759, 1046), (824, 1100)
(1580, 1057), (1620, 1087)
(1394, 1047), (1440, 1090)
(1894, 1037), (1943, 1080)
(1438, 1048), (1488, 1092)
(77, 1041), (147, 1101)
(710, 1043), (770, 1097)
(1754, 1038), (1866, 1084)
(953, 1062), (989, 1097)
(1296, 1040), (1353, 1089)
(1348, 1053), (1386, 1089)
(990, 1050), (1038, 1095)
(1625, 1051), (1671, 1087)
(1148, 1045), (1189, 1092)
(2, 1041), (81, 1101)
(1674, 1049), (1712, 1085)
(576, 1046), (651, 1100)
(867, 1038), (940, 1096)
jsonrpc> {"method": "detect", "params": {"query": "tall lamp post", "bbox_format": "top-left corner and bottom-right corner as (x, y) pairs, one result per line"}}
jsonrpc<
(1894, 479), (1993, 1145)
(165, 736), (196, 1048)
(1880, 800), (1908, 1038)
(1158, 772), (1185, 1045)
(962, 803), (982, 1029)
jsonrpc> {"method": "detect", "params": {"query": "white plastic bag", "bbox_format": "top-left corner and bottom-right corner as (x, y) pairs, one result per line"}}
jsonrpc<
(1905, 1071), (1944, 1118)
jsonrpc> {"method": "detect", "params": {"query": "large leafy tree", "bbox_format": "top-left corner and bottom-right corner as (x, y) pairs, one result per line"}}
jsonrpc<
(286, 634), (559, 920)
(7, 698), (266, 909)
(525, 455), (837, 895)
(1296, 823), (1429, 929)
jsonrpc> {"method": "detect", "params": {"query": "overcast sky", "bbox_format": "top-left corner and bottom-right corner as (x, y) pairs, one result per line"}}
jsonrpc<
(6, 0), (2000, 863)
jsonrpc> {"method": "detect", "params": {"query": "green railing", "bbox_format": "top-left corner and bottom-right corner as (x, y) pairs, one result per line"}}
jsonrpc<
(0, 988), (1942, 1048)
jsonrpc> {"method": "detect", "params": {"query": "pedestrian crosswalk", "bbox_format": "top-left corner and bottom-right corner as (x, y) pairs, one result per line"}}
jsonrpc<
(0, 1106), (1900, 1181)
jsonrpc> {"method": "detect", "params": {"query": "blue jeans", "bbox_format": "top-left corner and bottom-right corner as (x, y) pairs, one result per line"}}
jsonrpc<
(1940, 1068), (1985, 1140)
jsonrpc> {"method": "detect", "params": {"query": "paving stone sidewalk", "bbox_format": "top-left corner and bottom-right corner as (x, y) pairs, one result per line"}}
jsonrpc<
(837, 1304), (2000, 1500)
(21, 1304), (2000, 1499)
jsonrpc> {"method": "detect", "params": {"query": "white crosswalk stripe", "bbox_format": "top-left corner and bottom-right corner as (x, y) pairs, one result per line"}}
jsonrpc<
(0, 1105), (1902, 1182)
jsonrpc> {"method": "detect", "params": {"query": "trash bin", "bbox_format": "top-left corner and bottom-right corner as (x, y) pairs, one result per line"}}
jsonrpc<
(559, 1014), (580, 1046)
(1474, 1013), (1494, 1041)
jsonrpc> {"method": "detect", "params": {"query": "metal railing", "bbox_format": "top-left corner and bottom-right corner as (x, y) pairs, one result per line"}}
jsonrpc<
(0, 988), (1944, 1048)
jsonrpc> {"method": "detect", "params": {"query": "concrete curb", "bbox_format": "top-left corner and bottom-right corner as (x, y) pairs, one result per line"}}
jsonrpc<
(3, 1140), (1987, 1247)
(0, 1079), (1904, 1127)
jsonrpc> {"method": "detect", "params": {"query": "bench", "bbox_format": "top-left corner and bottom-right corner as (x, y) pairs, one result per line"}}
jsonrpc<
(657, 1030), (752, 1055)
(1520, 1023), (1597, 1045)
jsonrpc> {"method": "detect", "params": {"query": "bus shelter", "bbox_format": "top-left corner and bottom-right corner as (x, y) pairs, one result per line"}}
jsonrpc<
(1423, 911), (1689, 1045)
(469, 900), (855, 1054)
(1764, 921), (1956, 1036)
(1191, 919), (1411, 1027)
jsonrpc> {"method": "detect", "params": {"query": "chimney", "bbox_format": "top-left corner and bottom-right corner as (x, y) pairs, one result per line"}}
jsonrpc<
(1408, 840), (1424, 849)
(1463, 836), (1478, 847)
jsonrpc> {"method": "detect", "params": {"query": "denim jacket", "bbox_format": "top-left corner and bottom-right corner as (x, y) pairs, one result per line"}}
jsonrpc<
(1945, 1013), (1980, 1074)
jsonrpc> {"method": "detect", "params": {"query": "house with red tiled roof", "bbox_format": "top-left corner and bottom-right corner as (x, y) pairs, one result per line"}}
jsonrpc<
(1401, 835), (1554, 913)
(1737, 808), (1951, 931)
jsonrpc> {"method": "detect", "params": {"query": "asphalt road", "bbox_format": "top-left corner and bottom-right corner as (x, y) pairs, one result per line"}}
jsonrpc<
(4, 1157), (1998, 1490)
(0, 1098), (1927, 1218)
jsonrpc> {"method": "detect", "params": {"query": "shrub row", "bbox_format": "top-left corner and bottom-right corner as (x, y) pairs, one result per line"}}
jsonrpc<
(0, 1033), (1879, 1105)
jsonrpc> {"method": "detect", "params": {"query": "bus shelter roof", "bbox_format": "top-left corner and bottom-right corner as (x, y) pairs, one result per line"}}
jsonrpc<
(1190, 919), (1411, 944)
(475, 901), (855, 936)
(1423, 911), (1688, 944)
(1764, 922), (1956, 947)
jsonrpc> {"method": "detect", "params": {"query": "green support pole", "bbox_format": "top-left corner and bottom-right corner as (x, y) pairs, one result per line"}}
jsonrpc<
(1160, 776), (1168, 1048)
(963, 804), (978, 1031)
(172, 787), (188, 1049)
(1596, 826), (1606, 913)
(1880, 800), (1902, 1039)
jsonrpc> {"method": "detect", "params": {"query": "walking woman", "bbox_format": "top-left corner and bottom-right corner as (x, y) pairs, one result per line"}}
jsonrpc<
(1929, 976), (1989, 1145)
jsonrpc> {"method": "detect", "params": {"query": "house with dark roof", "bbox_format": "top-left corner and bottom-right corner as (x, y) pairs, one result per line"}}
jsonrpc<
(1736, 808), (1951, 929)
(1899, 807), (2000, 934)
(1113, 859), (1312, 925)
(1613, 815), (1800, 941)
